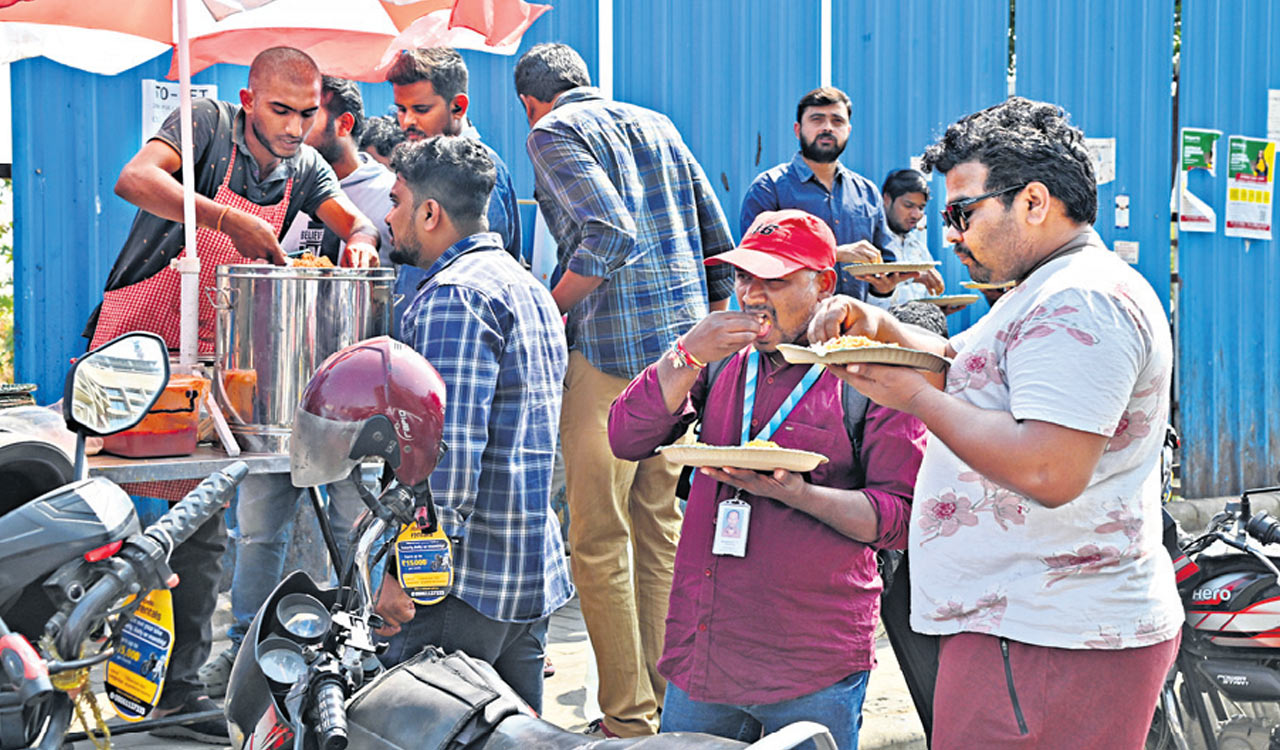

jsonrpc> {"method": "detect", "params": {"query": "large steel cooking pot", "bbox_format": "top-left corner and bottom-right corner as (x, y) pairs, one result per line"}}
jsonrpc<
(213, 264), (395, 454)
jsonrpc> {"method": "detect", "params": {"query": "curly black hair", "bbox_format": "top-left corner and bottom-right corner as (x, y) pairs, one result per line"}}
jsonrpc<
(921, 97), (1097, 225)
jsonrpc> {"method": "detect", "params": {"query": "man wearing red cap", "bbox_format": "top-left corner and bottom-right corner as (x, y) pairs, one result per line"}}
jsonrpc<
(608, 209), (926, 749)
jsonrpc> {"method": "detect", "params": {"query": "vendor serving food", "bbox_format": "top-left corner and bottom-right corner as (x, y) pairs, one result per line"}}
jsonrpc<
(84, 46), (380, 356)
(606, 209), (926, 747)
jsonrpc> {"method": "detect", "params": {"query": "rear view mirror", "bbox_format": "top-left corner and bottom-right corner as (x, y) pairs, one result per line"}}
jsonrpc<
(64, 333), (170, 437)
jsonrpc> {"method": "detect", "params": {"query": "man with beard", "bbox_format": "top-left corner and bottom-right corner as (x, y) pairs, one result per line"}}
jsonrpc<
(742, 87), (906, 301)
(85, 47), (379, 743)
(388, 47), (520, 261)
(200, 76), (397, 700)
(373, 136), (572, 713)
(282, 76), (395, 264)
(608, 210), (925, 749)
(810, 97), (1180, 749)
(514, 42), (735, 738)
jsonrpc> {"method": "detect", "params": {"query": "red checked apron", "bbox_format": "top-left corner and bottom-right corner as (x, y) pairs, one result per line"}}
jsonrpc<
(93, 145), (293, 501)
(91, 145), (294, 355)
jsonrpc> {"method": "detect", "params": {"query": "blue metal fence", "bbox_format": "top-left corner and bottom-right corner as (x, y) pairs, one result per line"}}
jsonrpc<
(12, 1), (1274, 497)
(834, 0), (1008, 331)
(1015, 0), (1174, 314)
(1177, 0), (1280, 497)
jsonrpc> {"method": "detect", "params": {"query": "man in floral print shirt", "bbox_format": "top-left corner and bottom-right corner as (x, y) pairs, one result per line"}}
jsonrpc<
(809, 97), (1180, 749)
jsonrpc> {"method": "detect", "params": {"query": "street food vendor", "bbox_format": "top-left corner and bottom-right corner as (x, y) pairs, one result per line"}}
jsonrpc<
(78, 46), (379, 744)
(83, 46), (380, 355)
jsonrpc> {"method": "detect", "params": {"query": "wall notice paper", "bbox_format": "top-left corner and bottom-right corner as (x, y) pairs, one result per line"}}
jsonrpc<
(141, 80), (217, 146)
(1269, 90), (1280, 143)
(1085, 137), (1116, 185)
(1225, 135), (1276, 240)
(1113, 240), (1139, 265)
(1179, 128), (1222, 233)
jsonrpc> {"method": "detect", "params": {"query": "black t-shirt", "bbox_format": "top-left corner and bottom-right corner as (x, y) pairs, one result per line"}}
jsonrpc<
(85, 99), (341, 338)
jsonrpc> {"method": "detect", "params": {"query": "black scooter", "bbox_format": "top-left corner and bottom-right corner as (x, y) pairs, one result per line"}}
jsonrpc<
(0, 332), (248, 750)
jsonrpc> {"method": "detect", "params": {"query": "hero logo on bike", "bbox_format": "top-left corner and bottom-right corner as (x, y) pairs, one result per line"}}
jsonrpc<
(1192, 586), (1235, 604)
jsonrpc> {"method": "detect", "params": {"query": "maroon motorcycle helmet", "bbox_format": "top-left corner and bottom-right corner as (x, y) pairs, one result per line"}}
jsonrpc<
(290, 336), (446, 489)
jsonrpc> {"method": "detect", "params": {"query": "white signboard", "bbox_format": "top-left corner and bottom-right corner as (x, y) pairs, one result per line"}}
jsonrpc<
(141, 80), (218, 146)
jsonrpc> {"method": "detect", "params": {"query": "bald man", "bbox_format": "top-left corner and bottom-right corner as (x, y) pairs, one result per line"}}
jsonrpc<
(84, 47), (379, 744)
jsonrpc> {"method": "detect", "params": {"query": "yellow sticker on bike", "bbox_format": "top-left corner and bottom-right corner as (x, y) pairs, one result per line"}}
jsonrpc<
(105, 589), (174, 721)
(394, 523), (453, 605)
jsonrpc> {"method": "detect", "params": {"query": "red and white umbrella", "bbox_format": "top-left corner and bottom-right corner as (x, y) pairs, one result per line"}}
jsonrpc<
(0, 0), (550, 366)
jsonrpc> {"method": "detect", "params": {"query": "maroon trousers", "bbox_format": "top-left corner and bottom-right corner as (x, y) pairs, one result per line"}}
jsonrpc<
(933, 631), (1179, 749)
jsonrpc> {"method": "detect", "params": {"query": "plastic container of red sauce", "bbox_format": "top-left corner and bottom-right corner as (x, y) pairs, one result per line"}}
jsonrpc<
(101, 374), (210, 458)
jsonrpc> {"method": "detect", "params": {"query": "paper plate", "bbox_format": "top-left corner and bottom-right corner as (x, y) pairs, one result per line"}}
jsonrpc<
(777, 342), (952, 373)
(919, 294), (982, 309)
(960, 280), (1017, 290)
(835, 259), (940, 275)
(657, 444), (829, 473)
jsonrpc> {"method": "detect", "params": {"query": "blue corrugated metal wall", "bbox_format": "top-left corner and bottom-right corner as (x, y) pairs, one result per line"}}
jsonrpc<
(614, 0), (821, 236)
(1015, 0), (1173, 314)
(1178, 0), (1280, 497)
(834, 0), (1008, 332)
(10, 0), (598, 402)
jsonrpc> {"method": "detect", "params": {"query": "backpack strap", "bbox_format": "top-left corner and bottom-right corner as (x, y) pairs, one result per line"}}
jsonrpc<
(841, 380), (870, 488)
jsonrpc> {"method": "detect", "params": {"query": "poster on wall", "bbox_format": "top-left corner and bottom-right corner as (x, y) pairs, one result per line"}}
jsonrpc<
(1224, 135), (1276, 241)
(141, 80), (218, 147)
(1179, 128), (1221, 233)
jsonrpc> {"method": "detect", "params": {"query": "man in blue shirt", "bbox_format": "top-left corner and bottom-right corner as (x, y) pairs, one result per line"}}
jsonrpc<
(374, 136), (573, 713)
(741, 87), (904, 301)
(387, 47), (523, 332)
(871, 168), (946, 309)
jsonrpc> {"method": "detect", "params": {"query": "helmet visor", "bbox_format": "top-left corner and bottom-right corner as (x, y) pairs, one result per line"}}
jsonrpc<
(290, 408), (364, 487)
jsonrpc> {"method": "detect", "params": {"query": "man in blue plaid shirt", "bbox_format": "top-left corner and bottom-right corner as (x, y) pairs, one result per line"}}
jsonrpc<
(373, 136), (573, 713)
(514, 42), (735, 738)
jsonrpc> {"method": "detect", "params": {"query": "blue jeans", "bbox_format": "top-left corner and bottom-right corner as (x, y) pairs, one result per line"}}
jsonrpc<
(227, 473), (365, 647)
(661, 671), (869, 750)
(378, 594), (549, 714)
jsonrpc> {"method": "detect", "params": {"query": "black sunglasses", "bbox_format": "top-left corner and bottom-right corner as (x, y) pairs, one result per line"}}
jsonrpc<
(940, 184), (1027, 233)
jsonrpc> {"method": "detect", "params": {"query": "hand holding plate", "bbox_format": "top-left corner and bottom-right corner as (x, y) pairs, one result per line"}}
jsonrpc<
(833, 362), (932, 414)
(700, 465), (806, 506)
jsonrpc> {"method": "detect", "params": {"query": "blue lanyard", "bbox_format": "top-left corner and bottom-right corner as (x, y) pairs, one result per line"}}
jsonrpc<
(740, 349), (824, 445)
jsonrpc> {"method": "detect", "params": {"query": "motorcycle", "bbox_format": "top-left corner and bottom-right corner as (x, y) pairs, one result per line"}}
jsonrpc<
(0, 331), (248, 750)
(225, 337), (839, 750)
(1149, 485), (1280, 750)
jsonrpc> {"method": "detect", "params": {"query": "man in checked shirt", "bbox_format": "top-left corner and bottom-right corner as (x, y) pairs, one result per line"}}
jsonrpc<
(372, 136), (573, 713)
(514, 42), (736, 738)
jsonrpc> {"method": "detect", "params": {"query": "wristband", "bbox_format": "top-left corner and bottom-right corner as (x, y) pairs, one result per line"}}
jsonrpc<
(215, 205), (231, 234)
(671, 338), (706, 370)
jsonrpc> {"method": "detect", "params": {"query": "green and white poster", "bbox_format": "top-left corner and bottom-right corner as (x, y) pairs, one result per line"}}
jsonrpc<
(1179, 128), (1221, 233)
(1225, 135), (1276, 240)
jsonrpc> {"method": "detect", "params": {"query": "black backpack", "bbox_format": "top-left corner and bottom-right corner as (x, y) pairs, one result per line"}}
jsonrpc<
(676, 354), (871, 498)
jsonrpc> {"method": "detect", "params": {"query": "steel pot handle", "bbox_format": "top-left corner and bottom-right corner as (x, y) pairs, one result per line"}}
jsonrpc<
(204, 286), (240, 309)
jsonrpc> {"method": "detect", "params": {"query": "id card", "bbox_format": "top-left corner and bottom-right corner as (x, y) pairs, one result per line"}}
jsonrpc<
(106, 589), (174, 721)
(711, 499), (750, 557)
(395, 523), (454, 605)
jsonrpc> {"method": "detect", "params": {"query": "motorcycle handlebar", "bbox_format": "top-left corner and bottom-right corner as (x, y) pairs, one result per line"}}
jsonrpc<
(55, 462), (248, 658)
(311, 678), (349, 750)
(1246, 511), (1280, 547)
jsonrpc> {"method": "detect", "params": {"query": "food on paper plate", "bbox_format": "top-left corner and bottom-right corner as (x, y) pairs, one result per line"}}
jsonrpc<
(812, 335), (900, 354)
(290, 252), (335, 268)
(743, 439), (781, 448)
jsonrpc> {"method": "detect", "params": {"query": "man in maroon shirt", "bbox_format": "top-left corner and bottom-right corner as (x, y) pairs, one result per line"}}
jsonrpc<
(608, 209), (926, 749)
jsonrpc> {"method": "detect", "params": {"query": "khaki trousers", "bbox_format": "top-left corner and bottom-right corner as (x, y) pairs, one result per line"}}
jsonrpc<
(562, 351), (683, 737)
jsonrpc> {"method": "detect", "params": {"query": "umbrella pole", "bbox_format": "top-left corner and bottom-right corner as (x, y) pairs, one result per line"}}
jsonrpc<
(174, 0), (200, 373)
